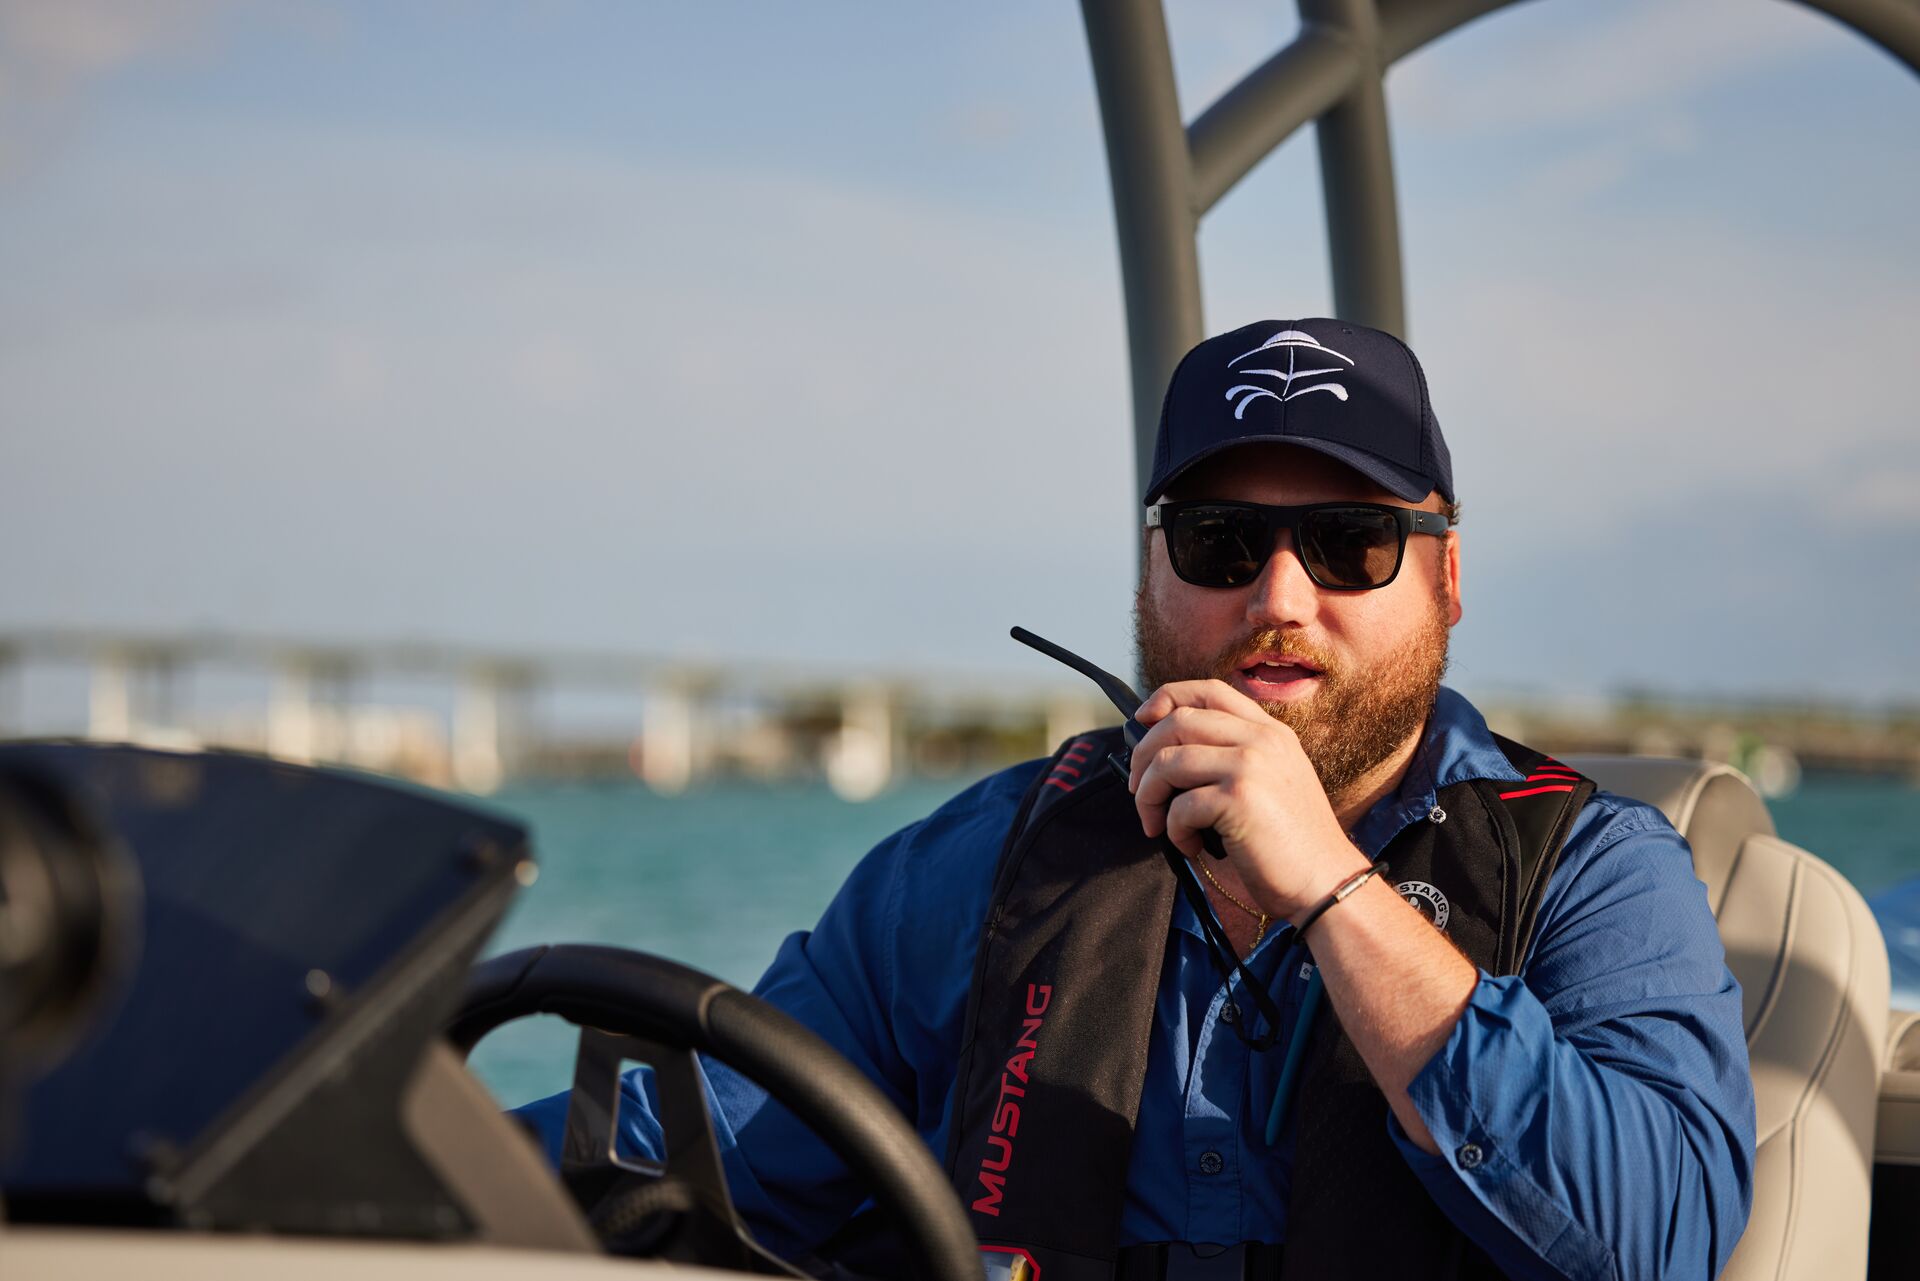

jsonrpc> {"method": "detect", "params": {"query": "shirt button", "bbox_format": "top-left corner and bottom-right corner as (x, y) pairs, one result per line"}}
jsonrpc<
(1220, 1001), (1240, 1026)
(1456, 1142), (1485, 1170)
(1429, 805), (1447, 824)
(1198, 1150), (1224, 1176)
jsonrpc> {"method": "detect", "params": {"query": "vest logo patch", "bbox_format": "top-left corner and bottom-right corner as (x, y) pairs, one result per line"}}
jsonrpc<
(971, 982), (1051, 1218)
(1397, 880), (1450, 930)
(1224, 328), (1357, 418)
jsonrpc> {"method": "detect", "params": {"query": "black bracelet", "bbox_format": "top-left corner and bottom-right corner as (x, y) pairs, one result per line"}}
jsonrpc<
(1294, 856), (1390, 941)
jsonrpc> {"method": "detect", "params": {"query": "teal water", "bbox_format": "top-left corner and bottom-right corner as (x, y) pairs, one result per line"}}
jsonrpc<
(1769, 775), (1920, 900)
(465, 772), (1920, 1108)
(469, 777), (963, 1107)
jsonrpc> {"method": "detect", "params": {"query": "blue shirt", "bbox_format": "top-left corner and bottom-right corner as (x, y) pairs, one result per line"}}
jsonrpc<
(516, 687), (1756, 1279)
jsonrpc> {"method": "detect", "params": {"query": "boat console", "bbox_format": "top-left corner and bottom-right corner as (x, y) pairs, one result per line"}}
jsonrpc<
(0, 742), (588, 1245)
(0, 742), (976, 1280)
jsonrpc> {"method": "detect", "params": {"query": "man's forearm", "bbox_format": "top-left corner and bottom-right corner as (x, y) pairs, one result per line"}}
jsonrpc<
(1299, 872), (1476, 1154)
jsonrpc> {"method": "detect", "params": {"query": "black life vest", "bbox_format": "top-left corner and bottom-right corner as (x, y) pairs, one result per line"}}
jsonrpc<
(940, 724), (1595, 1281)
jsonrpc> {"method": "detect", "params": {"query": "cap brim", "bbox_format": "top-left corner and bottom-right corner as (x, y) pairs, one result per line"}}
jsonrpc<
(1144, 435), (1440, 506)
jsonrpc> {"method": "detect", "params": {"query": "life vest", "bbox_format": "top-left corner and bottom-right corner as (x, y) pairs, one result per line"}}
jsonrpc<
(940, 724), (1595, 1281)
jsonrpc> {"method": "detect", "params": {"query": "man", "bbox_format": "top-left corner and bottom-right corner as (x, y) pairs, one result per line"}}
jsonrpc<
(520, 318), (1756, 1280)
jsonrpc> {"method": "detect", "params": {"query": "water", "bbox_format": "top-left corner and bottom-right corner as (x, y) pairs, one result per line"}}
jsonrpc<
(464, 771), (1920, 1108)
(468, 776), (964, 1107)
(1769, 775), (1920, 900)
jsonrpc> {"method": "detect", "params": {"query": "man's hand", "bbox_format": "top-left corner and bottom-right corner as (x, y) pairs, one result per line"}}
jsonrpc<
(1128, 678), (1367, 924)
(1132, 678), (1475, 1156)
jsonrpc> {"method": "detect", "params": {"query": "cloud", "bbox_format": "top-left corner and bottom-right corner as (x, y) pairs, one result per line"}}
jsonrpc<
(1165, 2), (1304, 114)
(329, 336), (388, 404)
(0, 0), (236, 174)
(0, 0), (220, 84)
(1412, 222), (1918, 521)
(0, 5), (1912, 701)
(1507, 111), (1702, 206)
(0, 122), (1135, 670)
(1831, 466), (1920, 530)
(1165, 0), (1850, 142)
(1393, 0), (1849, 136)
(508, 336), (602, 410)
(1454, 468), (1920, 702)
(942, 102), (1022, 150)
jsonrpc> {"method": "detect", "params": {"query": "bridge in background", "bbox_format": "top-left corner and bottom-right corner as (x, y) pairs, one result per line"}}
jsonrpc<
(0, 627), (1115, 800)
(1, 627), (1915, 798)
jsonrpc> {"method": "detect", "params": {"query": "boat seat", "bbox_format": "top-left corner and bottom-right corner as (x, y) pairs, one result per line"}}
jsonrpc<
(1564, 756), (1890, 1281)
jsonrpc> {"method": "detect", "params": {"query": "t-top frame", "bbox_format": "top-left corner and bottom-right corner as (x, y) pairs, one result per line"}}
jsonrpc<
(1080, 0), (1920, 502)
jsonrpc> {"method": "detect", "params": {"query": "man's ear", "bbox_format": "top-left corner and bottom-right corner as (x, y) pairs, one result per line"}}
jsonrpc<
(1443, 530), (1463, 626)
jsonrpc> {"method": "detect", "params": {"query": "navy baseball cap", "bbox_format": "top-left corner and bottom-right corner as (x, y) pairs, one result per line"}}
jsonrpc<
(1143, 318), (1454, 506)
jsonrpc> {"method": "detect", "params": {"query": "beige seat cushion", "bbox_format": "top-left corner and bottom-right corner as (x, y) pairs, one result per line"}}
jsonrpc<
(1564, 757), (1888, 1281)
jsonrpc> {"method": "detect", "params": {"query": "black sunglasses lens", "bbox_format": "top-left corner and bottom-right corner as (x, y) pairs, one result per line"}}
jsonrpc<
(1299, 507), (1402, 587)
(1167, 506), (1268, 587)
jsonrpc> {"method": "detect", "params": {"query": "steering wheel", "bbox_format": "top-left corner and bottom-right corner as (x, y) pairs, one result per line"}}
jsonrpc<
(448, 943), (979, 1281)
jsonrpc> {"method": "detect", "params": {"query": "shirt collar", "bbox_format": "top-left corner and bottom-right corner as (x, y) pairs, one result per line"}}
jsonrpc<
(1347, 685), (1527, 856)
(1168, 686), (1525, 943)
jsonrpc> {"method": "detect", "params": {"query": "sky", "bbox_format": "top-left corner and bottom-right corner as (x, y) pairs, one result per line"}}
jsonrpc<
(2, 0), (1917, 713)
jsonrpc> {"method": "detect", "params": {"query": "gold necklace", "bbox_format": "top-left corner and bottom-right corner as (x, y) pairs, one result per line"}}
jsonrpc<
(1197, 859), (1269, 947)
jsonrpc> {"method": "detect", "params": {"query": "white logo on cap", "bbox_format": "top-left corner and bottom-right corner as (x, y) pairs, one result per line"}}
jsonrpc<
(1223, 328), (1356, 420)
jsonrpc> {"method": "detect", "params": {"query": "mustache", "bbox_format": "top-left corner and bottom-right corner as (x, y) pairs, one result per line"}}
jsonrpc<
(1207, 629), (1339, 680)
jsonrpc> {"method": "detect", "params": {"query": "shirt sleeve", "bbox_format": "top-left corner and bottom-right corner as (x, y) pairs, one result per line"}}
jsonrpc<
(509, 762), (1038, 1258)
(1388, 799), (1757, 1281)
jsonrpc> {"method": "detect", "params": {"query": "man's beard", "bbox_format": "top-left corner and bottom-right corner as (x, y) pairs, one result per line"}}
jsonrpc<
(1133, 574), (1451, 806)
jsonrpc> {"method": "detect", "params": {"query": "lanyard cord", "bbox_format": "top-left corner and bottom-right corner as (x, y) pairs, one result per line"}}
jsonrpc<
(1265, 966), (1325, 1144)
(1168, 834), (1330, 1143)
(1158, 841), (1287, 1051)
(1095, 744), (1374, 1142)
(1101, 745), (1287, 1052)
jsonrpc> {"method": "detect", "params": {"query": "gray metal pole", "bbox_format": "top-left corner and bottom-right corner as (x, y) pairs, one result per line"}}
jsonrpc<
(1188, 27), (1363, 214)
(1080, 0), (1206, 503)
(1301, 0), (1406, 338)
(1375, 0), (1920, 77)
(1791, 0), (1920, 73)
(1085, 0), (1920, 520)
(1376, 0), (1528, 62)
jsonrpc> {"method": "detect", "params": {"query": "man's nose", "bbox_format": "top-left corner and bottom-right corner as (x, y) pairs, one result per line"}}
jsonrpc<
(1244, 532), (1320, 628)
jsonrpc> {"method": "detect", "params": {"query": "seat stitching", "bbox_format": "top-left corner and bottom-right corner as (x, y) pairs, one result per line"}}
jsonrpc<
(1669, 761), (1742, 833)
(1716, 837), (1749, 935)
(1774, 1119), (1798, 1281)
(1792, 860), (1864, 1126)
(1669, 766), (1709, 832)
(1762, 858), (1809, 1281)
(1673, 764), (1741, 915)
(1742, 850), (1798, 1043)
(1777, 856), (1867, 1279)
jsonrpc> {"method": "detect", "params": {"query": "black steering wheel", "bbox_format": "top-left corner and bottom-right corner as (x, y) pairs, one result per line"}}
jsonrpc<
(448, 943), (979, 1281)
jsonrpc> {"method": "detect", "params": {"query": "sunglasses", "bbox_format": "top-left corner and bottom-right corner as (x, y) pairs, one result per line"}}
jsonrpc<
(1146, 500), (1451, 590)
